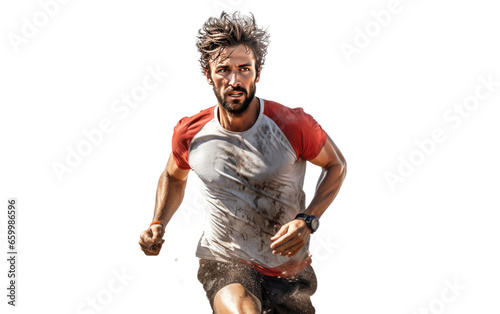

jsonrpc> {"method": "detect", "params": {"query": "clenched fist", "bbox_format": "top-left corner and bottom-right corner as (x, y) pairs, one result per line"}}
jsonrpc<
(139, 224), (165, 256)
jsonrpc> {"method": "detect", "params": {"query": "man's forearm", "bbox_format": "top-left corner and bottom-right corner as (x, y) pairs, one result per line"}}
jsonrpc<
(270, 159), (346, 257)
(304, 161), (346, 219)
(152, 171), (188, 226)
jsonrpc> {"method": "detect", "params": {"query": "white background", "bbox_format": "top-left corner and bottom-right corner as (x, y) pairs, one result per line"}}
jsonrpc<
(1, 0), (499, 313)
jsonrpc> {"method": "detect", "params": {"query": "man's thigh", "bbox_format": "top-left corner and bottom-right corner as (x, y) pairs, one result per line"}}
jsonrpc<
(213, 283), (262, 313)
(197, 259), (263, 309)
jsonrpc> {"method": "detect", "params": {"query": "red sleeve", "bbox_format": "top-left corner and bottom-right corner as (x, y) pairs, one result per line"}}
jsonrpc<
(263, 100), (327, 161)
(172, 107), (215, 170)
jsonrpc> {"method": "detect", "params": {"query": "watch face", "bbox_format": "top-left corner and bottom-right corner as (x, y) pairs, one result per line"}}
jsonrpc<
(311, 218), (319, 231)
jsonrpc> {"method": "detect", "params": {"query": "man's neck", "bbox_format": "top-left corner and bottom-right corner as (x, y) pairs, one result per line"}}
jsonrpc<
(218, 97), (260, 132)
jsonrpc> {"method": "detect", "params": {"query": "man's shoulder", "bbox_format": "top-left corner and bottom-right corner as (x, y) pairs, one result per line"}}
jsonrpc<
(262, 99), (315, 126)
(174, 106), (216, 133)
(171, 106), (216, 170)
(262, 98), (326, 161)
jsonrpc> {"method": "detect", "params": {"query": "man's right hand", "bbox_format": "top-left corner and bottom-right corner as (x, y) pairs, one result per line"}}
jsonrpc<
(139, 224), (165, 256)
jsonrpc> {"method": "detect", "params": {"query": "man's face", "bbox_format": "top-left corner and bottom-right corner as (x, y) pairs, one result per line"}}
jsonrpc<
(206, 44), (260, 115)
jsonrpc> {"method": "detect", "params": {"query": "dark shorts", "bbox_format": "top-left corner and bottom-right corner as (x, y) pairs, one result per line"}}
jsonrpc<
(197, 258), (317, 313)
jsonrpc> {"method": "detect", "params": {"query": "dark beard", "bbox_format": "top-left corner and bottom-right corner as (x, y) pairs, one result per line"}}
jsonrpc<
(213, 83), (256, 115)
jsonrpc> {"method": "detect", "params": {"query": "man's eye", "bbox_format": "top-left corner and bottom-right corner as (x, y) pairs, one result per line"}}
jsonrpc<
(241, 68), (250, 72)
(217, 69), (227, 73)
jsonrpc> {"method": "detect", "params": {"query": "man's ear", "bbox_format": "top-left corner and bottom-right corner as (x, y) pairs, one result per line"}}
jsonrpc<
(205, 69), (213, 85)
(256, 67), (261, 83)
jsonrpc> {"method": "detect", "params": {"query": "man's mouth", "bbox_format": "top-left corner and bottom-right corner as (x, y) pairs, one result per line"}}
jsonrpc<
(228, 92), (244, 97)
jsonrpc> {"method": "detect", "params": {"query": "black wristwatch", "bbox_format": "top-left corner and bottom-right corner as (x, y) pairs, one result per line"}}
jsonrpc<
(294, 213), (320, 233)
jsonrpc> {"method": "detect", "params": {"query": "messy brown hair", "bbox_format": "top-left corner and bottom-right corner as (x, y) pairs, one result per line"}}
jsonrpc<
(196, 11), (270, 76)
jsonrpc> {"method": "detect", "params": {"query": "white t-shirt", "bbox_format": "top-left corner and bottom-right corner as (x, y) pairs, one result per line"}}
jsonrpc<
(172, 98), (326, 269)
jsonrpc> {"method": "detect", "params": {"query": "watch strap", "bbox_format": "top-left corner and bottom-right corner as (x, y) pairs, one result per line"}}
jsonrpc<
(294, 213), (319, 233)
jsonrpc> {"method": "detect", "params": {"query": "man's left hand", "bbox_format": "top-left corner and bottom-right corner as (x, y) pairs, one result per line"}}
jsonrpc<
(270, 219), (311, 257)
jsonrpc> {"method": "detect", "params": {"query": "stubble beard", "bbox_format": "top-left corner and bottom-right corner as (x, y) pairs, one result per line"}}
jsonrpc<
(213, 83), (256, 115)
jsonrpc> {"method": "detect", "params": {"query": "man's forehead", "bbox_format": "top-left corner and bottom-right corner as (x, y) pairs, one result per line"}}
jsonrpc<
(212, 44), (256, 67)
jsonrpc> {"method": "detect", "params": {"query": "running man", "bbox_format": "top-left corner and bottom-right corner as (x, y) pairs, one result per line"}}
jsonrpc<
(139, 12), (347, 313)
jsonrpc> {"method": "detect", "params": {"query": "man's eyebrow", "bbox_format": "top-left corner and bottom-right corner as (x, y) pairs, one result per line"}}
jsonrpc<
(215, 63), (252, 70)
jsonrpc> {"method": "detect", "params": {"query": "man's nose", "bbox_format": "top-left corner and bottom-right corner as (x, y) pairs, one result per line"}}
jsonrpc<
(229, 72), (239, 86)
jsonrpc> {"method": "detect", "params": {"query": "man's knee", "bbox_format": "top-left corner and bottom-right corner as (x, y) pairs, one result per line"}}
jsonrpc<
(213, 283), (262, 314)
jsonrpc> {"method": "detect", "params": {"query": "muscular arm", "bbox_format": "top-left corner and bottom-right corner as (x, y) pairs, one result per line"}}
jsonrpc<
(303, 134), (347, 218)
(152, 153), (190, 225)
(139, 153), (190, 255)
(270, 134), (347, 257)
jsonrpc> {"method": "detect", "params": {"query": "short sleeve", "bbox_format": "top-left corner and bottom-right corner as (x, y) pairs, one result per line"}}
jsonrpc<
(172, 118), (191, 170)
(172, 117), (192, 170)
(171, 107), (215, 170)
(263, 100), (327, 161)
(295, 108), (327, 161)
